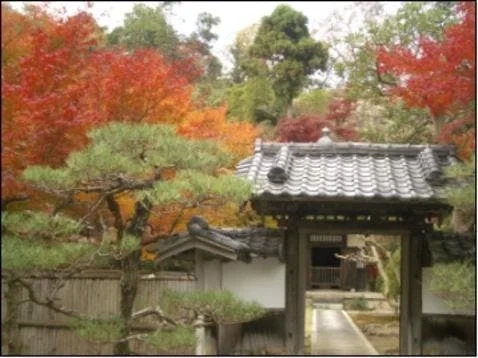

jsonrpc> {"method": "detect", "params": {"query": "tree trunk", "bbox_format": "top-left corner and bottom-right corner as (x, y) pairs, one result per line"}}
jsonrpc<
(370, 246), (399, 313)
(127, 199), (152, 237)
(3, 278), (22, 355)
(286, 103), (294, 117)
(113, 198), (151, 355)
(113, 250), (141, 355)
(106, 195), (124, 241)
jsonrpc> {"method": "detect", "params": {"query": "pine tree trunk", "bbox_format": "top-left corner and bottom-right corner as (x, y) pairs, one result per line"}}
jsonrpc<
(113, 250), (141, 355)
(113, 198), (152, 355)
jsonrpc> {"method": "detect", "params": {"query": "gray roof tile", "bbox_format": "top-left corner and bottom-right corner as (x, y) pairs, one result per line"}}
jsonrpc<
(237, 138), (457, 202)
(151, 217), (284, 262)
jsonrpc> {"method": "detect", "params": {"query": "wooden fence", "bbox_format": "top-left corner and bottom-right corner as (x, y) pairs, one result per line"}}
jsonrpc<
(309, 267), (341, 288)
(1, 270), (196, 355)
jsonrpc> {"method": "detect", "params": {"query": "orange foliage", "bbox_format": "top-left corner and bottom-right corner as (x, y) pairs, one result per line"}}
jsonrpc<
(2, 6), (194, 199)
(84, 49), (193, 124)
(1, 3), (55, 69)
(2, 5), (261, 248)
(178, 106), (259, 161)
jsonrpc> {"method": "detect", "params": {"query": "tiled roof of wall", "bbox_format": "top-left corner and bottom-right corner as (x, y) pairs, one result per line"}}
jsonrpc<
(150, 217), (284, 262)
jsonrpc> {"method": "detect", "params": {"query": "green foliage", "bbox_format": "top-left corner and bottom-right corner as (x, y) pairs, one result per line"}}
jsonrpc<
(376, 248), (401, 300)
(141, 169), (251, 206)
(229, 23), (259, 84)
(21, 166), (74, 192)
(226, 76), (276, 123)
(439, 156), (476, 232)
(2, 211), (80, 241)
(98, 234), (141, 258)
(347, 297), (369, 311)
(194, 12), (220, 48)
(107, 4), (180, 60)
(23, 123), (235, 189)
(292, 89), (333, 116)
(144, 326), (196, 350)
(442, 156), (475, 211)
(186, 11), (223, 82)
(69, 317), (125, 343)
(358, 100), (433, 144)
(245, 4), (328, 115)
(428, 261), (475, 311)
(192, 78), (230, 107)
(159, 289), (266, 324)
(1, 235), (95, 270)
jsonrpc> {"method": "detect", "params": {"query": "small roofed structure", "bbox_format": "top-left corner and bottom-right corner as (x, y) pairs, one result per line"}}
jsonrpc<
(150, 216), (284, 264)
(148, 217), (286, 312)
(236, 128), (459, 355)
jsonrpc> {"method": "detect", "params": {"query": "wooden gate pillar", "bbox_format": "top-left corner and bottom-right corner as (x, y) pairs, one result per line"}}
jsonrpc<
(285, 218), (306, 354)
(400, 227), (423, 355)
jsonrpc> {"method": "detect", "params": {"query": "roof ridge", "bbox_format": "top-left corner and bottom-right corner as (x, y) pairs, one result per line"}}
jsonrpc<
(258, 142), (455, 156)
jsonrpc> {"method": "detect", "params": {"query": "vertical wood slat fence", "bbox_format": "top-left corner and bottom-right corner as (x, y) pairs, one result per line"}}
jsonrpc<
(1, 270), (196, 355)
(309, 267), (341, 288)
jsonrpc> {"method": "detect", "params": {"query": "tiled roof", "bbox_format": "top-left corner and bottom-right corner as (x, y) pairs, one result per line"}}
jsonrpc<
(214, 227), (284, 258)
(150, 217), (284, 262)
(237, 129), (458, 202)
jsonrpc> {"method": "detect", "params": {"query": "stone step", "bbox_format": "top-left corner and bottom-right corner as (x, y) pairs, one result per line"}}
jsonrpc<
(314, 302), (344, 310)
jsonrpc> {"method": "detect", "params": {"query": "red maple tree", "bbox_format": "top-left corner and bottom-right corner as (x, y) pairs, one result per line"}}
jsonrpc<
(275, 98), (358, 142)
(1, 7), (196, 200)
(377, 2), (475, 159)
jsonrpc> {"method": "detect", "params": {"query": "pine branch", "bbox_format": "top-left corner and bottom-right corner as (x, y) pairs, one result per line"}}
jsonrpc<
(13, 276), (85, 319)
(78, 195), (106, 225)
(131, 305), (178, 327)
(1, 194), (29, 211)
(51, 194), (74, 216)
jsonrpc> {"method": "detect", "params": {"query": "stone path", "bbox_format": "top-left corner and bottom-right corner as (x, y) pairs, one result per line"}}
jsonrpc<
(311, 308), (378, 355)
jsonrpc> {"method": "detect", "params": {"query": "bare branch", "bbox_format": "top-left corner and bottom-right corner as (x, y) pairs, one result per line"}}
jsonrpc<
(117, 333), (149, 343)
(364, 237), (392, 260)
(13, 276), (84, 319)
(78, 195), (106, 225)
(131, 306), (178, 327)
(166, 204), (188, 235)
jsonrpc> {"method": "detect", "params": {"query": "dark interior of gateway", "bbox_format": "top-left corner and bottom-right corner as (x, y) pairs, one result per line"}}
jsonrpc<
(311, 246), (341, 267)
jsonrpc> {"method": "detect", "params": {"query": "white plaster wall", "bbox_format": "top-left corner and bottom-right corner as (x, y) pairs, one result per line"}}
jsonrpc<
(203, 259), (222, 290)
(422, 268), (475, 315)
(347, 235), (365, 248)
(221, 257), (285, 309)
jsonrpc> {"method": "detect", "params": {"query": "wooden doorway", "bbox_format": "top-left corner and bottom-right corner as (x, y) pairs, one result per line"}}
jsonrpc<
(285, 220), (423, 355)
(307, 234), (345, 289)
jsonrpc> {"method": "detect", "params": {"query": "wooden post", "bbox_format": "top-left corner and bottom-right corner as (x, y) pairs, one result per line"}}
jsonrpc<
(285, 218), (299, 354)
(410, 228), (423, 355)
(285, 218), (307, 354)
(297, 228), (307, 354)
(195, 315), (205, 355)
(400, 229), (423, 355)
